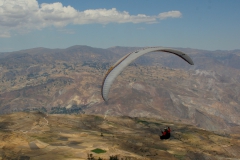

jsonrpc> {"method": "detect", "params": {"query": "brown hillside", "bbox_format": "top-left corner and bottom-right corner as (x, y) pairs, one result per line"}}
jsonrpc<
(0, 46), (239, 134)
(0, 112), (240, 160)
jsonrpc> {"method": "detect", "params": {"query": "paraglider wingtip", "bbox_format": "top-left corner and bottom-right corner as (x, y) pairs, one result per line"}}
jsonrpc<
(189, 59), (194, 65)
(188, 59), (194, 65)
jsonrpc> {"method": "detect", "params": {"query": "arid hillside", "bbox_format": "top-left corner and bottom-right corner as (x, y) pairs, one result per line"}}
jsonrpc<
(0, 112), (240, 160)
(0, 46), (240, 133)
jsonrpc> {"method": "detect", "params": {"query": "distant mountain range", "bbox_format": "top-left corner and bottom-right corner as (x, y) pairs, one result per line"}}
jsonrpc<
(0, 45), (239, 133)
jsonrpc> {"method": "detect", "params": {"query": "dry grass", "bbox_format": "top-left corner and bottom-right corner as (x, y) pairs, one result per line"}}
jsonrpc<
(0, 112), (239, 160)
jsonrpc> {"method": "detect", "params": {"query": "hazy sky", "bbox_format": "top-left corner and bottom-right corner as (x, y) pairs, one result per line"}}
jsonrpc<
(0, 0), (240, 52)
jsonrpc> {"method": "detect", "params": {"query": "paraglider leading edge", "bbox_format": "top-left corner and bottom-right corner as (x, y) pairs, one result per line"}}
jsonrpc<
(101, 47), (194, 102)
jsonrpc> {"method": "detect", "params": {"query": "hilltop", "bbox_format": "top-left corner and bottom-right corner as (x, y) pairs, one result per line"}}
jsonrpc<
(0, 112), (240, 160)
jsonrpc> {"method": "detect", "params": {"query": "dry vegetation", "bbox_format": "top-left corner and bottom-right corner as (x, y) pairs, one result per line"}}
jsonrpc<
(0, 46), (240, 160)
(0, 58), (240, 134)
(0, 112), (240, 160)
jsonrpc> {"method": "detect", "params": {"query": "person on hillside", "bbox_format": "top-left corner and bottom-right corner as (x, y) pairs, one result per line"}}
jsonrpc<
(166, 126), (171, 139)
(167, 126), (171, 133)
(160, 127), (171, 140)
(160, 128), (167, 140)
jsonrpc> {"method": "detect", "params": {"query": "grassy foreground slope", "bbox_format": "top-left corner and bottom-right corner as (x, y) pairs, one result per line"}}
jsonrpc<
(0, 112), (240, 160)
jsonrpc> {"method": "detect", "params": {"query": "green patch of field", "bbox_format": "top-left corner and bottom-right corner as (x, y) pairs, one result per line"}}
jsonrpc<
(151, 122), (162, 126)
(174, 154), (186, 160)
(94, 115), (104, 121)
(137, 120), (149, 125)
(153, 145), (168, 151)
(91, 148), (107, 154)
(30, 135), (55, 143)
(136, 119), (162, 127)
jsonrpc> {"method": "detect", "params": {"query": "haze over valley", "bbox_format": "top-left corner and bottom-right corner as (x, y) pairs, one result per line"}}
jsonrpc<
(0, 45), (240, 133)
(1, 0), (240, 159)
(0, 45), (240, 159)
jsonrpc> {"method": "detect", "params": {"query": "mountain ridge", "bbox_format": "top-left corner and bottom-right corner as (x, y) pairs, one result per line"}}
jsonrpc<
(0, 45), (239, 134)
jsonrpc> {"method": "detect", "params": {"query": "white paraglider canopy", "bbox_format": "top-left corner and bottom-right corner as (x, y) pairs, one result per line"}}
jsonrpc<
(101, 47), (194, 101)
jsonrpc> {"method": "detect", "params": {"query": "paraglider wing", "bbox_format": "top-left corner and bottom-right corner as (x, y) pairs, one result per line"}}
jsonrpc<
(101, 47), (194, 101)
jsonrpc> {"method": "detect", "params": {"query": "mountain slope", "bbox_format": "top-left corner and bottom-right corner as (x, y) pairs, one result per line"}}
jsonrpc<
(0, 45), (239, 134)
(0, 112), (240, 160)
